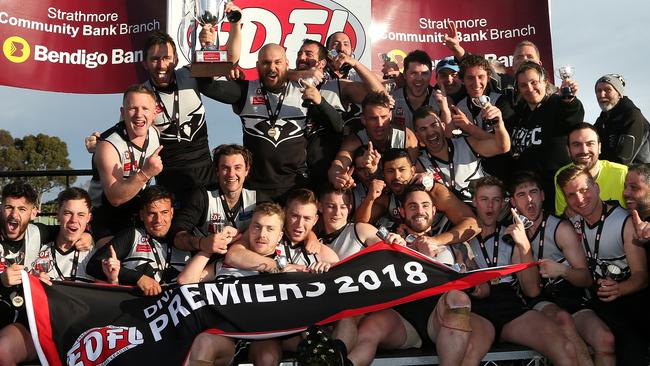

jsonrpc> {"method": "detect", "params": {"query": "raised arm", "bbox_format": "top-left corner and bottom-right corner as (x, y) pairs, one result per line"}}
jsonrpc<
(429, 183), (480, 244)
(94, 142), (162, 207)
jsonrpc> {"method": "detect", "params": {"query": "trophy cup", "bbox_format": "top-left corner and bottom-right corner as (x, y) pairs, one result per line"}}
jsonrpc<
(557, 65), (575, 99)
(298, 77), (319, 107)
(471, 95), (497, 131)
(329, 49), (352, 76)
(378, 53), (397, 93)
(191, 0), (241, 77)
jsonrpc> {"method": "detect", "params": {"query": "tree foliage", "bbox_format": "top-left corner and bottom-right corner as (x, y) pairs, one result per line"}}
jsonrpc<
(0, 129), (74, 201)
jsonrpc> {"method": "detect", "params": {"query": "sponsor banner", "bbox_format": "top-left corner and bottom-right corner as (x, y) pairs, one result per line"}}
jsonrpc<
(24, 242), (534, 365)
(170, 0), (371, 80)
(0, 0), (166, 93)
(370, 0), (553, 77)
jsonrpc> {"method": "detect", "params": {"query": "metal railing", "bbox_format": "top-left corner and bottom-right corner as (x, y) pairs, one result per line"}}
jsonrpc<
(0, 169), (93, 187)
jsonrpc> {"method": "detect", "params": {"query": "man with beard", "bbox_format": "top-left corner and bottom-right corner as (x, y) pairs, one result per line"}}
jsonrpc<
(624, 164), (650, 221)
(469, 176), (579, 365)
(391, 50), (451, 132)
(354, 148), (478, 252)
(413, 103), (510, 202)
(170, 144), (257, 253)
(200, 43), (342, 203)
(558, 166), (649, 366)
(328, 92), (419, 191)
(87, 186), (195, 296)
(348, 185), (494, 366)
(554, 123), (627, 217)
(292, 39), (382, 190)
(594, 74), (650, 164)
(511, 171), (615, 366)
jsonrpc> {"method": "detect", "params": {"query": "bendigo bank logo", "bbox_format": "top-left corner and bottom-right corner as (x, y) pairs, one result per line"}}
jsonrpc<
(178, 0), (367, 73)
(2, 36), (30, 63)
(67, 325), (144, 366)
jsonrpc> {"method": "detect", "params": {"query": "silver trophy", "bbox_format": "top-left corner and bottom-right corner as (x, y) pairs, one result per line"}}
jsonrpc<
(557, 65), (575, 99)
(191, 0), (239, 77)
(471, 95), (497, 131)
(378, 53), (397, 93)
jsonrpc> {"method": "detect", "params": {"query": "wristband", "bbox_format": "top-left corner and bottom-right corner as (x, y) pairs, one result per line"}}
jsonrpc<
(138, 169), (151, 181)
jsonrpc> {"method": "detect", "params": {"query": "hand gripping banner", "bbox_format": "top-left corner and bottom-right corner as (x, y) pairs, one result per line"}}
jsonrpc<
(22, 242), (535, 366)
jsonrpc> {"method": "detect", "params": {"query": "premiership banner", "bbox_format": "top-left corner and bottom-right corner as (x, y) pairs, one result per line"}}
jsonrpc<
(370, 0), (553, 75)
(0, 0), (166, 93)
(23, 242), (535, 366)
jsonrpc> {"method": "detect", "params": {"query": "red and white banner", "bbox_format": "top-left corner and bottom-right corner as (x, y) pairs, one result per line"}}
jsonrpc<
(0, 0), (166, 93)
(1, 0), (551, 93)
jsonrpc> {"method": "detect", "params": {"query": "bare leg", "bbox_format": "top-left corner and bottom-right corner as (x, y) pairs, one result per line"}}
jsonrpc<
(428, 291), (473, 366)
(501, 310), (577, 366)
(332, 315), (364, 352)
(186, 333), (235, 366)
(0, 323), (35, 366)
(573, 310), (616, 366)
(249, 339), (282, 366)
(461, 314), (495, 366)
(538, 303), (594, 366)
(348, 309), (410, 366)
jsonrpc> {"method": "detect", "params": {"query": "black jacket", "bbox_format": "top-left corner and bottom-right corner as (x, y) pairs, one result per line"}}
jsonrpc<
(595, 96), (650, 164)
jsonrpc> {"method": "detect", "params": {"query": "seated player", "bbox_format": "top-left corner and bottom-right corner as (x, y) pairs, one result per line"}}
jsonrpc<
(469, 176), (579, 365)
(348, 185), (494, 366)
(87, 186), (197, 295)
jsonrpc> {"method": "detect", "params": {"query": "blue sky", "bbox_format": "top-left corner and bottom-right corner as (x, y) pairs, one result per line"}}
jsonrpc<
(1, 0), (648, 190)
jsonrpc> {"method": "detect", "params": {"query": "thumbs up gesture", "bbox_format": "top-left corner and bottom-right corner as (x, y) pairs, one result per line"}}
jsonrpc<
(141, 145), (164, 179)
(102, 245), (121, 285)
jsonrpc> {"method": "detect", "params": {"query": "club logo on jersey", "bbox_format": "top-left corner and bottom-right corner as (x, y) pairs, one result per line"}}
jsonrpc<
(155, 103), (164, 115)
(256, 88), (262, 95)
(66, 325), (144, 366)
(396, 107), (404, 116)
(136, 236), (151, 253)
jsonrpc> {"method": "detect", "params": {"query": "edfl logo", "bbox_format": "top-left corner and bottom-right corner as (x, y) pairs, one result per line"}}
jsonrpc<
(2, 36), (30, 63)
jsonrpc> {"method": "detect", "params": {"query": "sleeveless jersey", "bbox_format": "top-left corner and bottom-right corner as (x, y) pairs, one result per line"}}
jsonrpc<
(144, 66), (210, 167)
(89, 122), (160, 208)
(31, 242), (94, 282)
(276, 235), (318, 267)
(204, 188), (257, 231)
(417, 137), (484, 201)
(355, 128), (406, 152)
(456, 92), (503, 132)
(122, 228), (191, 284)
(469, 226), (516, 284)
(392, 86), (441, 131)
(237, 80), (309, 190)
(581, 204), (630, 280)
(321, 223), (366, 260)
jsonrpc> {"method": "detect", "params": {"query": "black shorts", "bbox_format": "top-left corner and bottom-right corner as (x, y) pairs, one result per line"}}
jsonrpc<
(393, 295), (442, 346)
(525, 280), (589, 314)
(471, 283), (528, 338)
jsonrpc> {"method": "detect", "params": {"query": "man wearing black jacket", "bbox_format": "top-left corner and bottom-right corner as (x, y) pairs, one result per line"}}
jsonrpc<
(594, 74), (650, 164)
